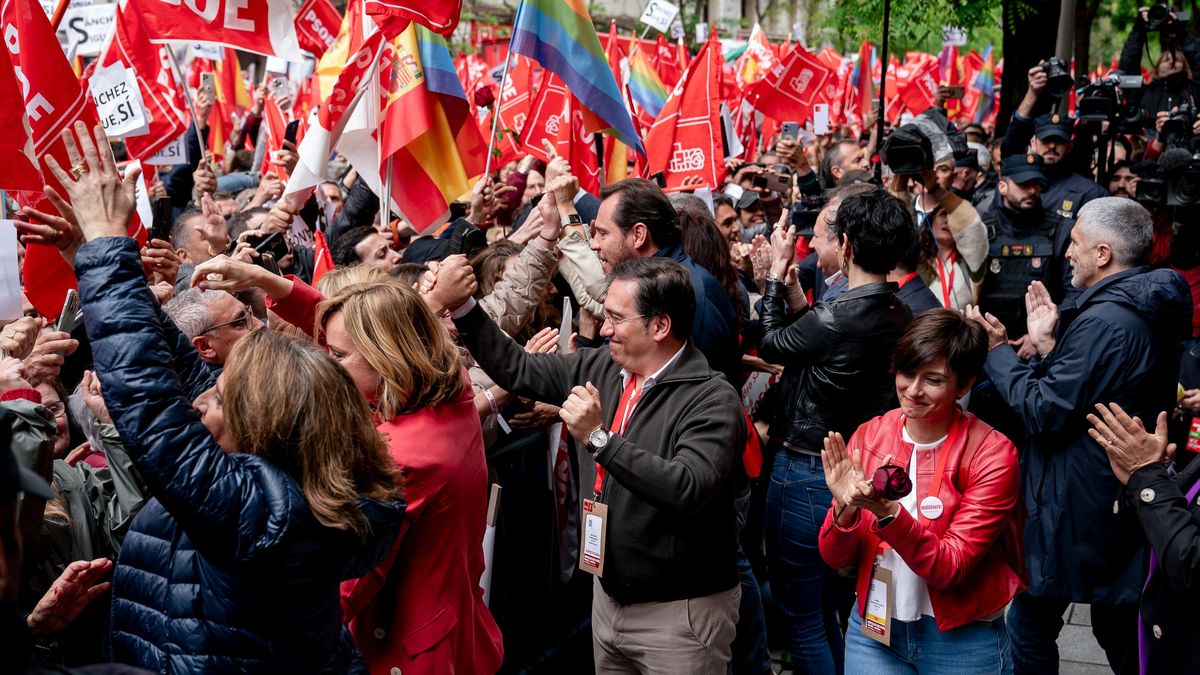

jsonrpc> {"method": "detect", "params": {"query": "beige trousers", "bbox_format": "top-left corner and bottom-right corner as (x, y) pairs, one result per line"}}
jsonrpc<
(591, 577), (741, 675)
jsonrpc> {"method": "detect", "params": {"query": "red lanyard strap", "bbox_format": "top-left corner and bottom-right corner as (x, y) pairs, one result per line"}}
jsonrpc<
(593, 379), (640, 496)
(935, 251), (957, 308)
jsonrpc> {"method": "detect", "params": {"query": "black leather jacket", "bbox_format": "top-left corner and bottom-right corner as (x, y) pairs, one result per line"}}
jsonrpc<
(759, 280), (912, 453)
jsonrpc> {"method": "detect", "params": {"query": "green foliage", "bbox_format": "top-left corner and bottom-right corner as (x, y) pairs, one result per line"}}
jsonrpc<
(821, 0), (1004, 53)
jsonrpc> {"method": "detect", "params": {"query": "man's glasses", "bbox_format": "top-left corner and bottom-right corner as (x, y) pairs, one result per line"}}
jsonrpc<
(201, 307), (255, 335)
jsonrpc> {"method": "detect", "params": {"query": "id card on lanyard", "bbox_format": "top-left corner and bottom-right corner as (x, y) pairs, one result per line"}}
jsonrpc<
(579, 379), (641, 577)
(861, 412), (965, 645)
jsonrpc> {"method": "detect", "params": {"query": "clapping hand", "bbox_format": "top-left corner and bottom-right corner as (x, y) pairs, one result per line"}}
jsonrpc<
(0, 317), (40, 360)
(768, 210), (796, 279)
(1025, 280), (1058, 357)
(965, 304), (1009, 351)
(1087, 403), (1175, 485)
(821, 432), (865, 525)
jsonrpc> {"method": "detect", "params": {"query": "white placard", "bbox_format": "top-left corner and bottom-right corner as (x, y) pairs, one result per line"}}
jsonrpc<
(191, 42), (225, 61)
(669, 16), (684, 40)
(126, 161), (153, 234)
(89, 63), (150, 137)
(56, 3), (115, 58)
(39, 0), (91, 15)
(265, 56), (290, 74)
(639, 0), (679, 33)
(144, 135), (187, 166)
(695, 21), (708, 44)
(941, 26), (967, 46)
(0, 220), (20, 321)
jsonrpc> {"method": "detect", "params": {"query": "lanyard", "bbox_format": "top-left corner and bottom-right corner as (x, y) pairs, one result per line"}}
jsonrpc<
(935, 251), (957, 308)
(593, 378), (641, 497)
(875, 410), (966, 554)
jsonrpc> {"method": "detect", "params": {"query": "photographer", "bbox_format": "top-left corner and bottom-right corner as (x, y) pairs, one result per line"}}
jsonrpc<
(1118, 5), (1200, 123)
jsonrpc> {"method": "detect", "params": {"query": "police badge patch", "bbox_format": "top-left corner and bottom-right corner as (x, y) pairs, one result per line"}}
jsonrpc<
(990, 259), (1002, 273)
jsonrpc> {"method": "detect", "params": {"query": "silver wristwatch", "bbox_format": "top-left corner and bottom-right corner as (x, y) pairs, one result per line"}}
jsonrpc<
(586, 426), (611, 454)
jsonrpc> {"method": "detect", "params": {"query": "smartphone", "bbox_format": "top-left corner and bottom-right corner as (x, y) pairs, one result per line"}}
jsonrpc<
(199, 72), (216, 99)
(283, 119), (301, 145)
(945, 86), (965, 99)
(447, 221), (487, 259)
(270, 77), (291, 99)
(56, 289), (82, 335)
(780, 121), (800, 143)
(246, 231), (289, 265)
(812, 104), (831, 135)
(753, 171), (792, 194)
(150, 197), (173, 243)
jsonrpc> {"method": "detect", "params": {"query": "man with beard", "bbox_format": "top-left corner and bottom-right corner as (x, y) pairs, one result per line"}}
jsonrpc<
(978, 154), (1070, 352)
(1001, 66), (1109, 221)
(735, 191), (768, 243)
(1107, 160), (1141, 199)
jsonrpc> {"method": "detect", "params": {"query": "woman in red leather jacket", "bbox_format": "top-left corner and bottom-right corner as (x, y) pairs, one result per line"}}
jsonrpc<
(818, 309), (1025, 673)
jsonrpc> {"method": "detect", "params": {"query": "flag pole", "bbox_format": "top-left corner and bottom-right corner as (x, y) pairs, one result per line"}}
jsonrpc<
(383, 154), (393, 228)
(873, 0), (892, 183)
(483, 0), (525, 179)
(165, 47), (216, 173)
(49, 0), (70, 30)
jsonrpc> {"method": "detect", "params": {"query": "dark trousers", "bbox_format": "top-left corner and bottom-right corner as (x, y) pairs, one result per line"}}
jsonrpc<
(1006, 592), (1138, 675)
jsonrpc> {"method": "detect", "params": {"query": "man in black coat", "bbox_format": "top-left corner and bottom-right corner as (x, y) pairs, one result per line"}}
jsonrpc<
(968, 197), (1193, 674)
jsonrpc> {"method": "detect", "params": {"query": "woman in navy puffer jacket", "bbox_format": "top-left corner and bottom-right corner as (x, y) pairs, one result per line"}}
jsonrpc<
(19, 123), (406, 673)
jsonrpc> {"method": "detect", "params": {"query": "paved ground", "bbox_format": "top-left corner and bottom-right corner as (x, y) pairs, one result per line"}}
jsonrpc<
(771, 603), (1111, 673)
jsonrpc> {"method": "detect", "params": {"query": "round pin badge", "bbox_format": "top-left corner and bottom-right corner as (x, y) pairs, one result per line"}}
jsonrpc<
(919, 495), (944, 519)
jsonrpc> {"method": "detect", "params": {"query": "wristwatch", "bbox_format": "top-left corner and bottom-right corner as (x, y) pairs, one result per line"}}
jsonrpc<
(586, 426), (611, 454)
(876, 512), (897, 528)
(560, 212), (584, 227)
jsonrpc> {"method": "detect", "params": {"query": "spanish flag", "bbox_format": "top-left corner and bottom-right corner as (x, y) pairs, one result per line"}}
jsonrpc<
(380, 24), (487, 232)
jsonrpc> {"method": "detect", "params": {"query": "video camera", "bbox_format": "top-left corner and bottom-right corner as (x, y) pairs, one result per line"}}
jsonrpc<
(881, 108), (967, 175)
(1076, 72), (1144, 131)
(790, 193), (828, 238)
(1137, 145), (1200, 207)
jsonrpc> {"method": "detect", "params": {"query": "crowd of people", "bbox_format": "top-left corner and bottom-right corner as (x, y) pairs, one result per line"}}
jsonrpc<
(4, 11), (1200, 675)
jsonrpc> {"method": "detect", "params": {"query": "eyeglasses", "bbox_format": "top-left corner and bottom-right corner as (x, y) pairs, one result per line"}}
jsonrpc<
(44, 401), (66, 418)
(605, 314), (646, 326)
(201, 307), (255, 335)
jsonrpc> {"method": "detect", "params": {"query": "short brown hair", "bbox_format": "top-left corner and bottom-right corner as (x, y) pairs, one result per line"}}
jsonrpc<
(892, 309), (988, 388)
(600, 178), (680, 248)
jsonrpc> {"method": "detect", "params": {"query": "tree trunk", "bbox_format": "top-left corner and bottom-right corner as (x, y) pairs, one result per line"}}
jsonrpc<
(999, 0), (1061, 135)
(1073, 0), (1101, 85)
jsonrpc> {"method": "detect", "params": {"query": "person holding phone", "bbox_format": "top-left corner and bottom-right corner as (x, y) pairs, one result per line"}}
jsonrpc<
(819, 310), (1023, 674)
(16, 122), (406, 673)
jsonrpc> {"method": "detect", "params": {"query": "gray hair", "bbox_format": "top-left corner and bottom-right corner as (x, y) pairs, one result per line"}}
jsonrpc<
(164, 288), (231, 338)
(1076, 197), (1153, 267)
(668, 192), (712, 218)
(168, 209), (202, 252)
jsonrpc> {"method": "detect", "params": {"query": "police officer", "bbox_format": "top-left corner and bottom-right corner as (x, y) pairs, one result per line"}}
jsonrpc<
(1001, 64), (1109, 221)
(978, 154), (1069, 347)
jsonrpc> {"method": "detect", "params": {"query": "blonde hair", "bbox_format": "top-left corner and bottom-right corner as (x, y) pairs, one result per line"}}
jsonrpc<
(315, 281), (464, 420)
(314, 264), (387, 297)
(222, 330), (402, 538)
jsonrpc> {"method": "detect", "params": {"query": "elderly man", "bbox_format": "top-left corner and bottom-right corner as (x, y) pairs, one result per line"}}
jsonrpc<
(968, 197), (1192, 675)
(163, 288), (261, 366)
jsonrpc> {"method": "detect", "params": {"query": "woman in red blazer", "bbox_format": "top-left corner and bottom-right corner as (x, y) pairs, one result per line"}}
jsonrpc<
(316, 281), (503, 675)
(818, 309), (1025, 674)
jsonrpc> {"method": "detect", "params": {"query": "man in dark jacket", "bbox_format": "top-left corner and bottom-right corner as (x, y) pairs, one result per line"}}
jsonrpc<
(968, 197), (1193, 675)
(582, 177), (740, 382)
(442, 256), (745, 673)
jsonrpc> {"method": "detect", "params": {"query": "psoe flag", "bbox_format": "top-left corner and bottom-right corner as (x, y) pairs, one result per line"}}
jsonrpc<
(130, 0), (303, 60)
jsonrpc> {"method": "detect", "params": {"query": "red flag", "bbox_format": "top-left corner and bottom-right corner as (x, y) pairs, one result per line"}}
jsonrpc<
(652, 34), (685, 88)
(521, 73), (601, 194)
(312, 230), (334, 284)
(129, 0), (303, 59)
(294, 0), (341, 58)
(817, 47), (843, 71)
(644, 38), (725, 191)
(94, 1), (188, 161)
(259, 94), (290, 180)
(900, 58), (938, 115)
(489, 55), (534, 168)
(365, 0), (461, 38)
(746, 44), (834, 123)
(855, 41), (874, 124)
(2, 0), (114, 317)
(0, 47), (43, 193)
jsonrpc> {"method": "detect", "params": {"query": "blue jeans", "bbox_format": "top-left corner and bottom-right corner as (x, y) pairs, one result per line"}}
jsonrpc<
(766, 451), (842, 674)
(845, 603), (1013, 675)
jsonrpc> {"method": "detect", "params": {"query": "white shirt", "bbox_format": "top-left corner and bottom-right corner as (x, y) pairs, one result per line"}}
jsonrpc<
(880, 426), (946, 622)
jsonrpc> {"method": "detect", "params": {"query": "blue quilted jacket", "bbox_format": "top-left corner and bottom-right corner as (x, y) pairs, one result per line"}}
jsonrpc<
(76, 238), (405, 673)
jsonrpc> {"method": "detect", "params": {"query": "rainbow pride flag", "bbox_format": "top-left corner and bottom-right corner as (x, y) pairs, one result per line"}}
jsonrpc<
(510, 0), (644, 155)
(627, 46), (668, 120)
(969, 46), (995, 124)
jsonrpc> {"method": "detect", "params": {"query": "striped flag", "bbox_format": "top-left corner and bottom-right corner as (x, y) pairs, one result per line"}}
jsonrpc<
(627, 45), (669, 127)
(380, 24), (487, 232)
(510, 0), (643, 156)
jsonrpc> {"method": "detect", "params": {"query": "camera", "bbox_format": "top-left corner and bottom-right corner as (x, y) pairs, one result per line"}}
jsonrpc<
(1077, 73), (1144, 130)
(881, 124), (934, 174)
(790, 193), (827, 238)
(1147, 3), (1173, 31)
(1041, 57), (1075, 99)
(1161, 103), (1198, 149)
(1137, 147), (1200, 207)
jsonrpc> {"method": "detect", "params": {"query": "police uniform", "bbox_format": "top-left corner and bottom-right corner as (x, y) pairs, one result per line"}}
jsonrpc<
(1001, 112), (1109, 220)
(978, 154), (1068, 338)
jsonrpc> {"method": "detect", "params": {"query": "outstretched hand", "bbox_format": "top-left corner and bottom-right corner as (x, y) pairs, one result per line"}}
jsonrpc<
(42, 122), (140, 242)
(26, 558), (113, 636)
(1087, 402), (1175, 485)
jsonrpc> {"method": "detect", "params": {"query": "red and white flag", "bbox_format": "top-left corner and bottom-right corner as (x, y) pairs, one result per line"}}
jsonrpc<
(94, 0), (188, 161)
(644, 37), (726, 191)
(365, 0), (461, 38)
(295, 0), (341, 58)
(0, 47), (43, 193)
(283, 31), (386, 205)
(129, 0), (303, 59)
(900, 58), (939, 115)
(746, 44), (834, 124)
(521, 72), (601, 196)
